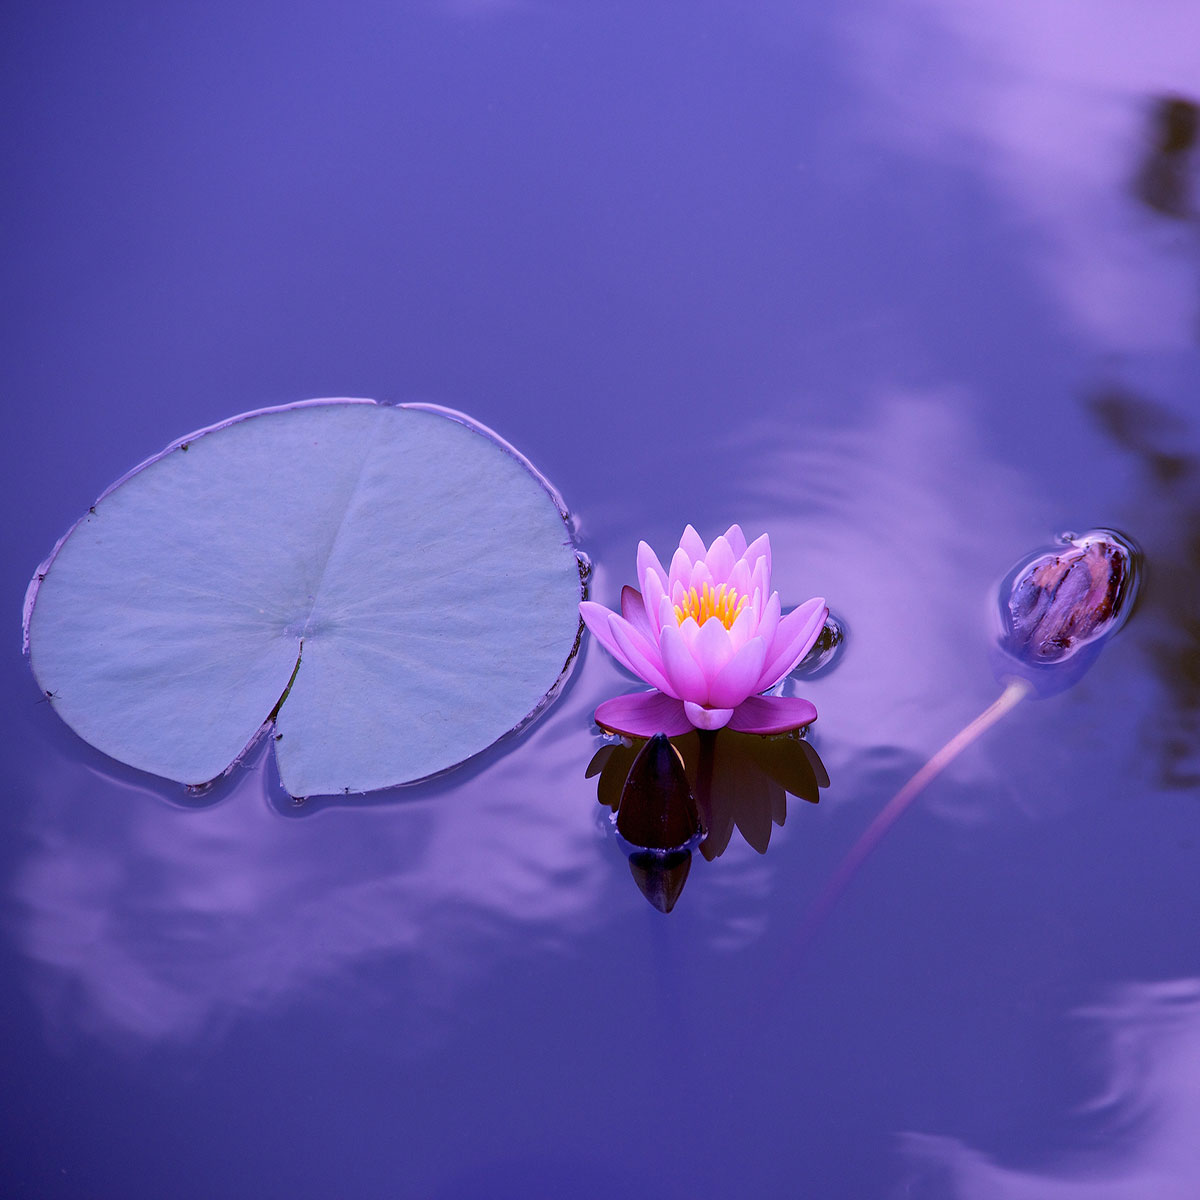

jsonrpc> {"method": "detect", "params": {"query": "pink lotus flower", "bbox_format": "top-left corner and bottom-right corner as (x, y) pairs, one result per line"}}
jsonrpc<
(581, 525), (828, 737)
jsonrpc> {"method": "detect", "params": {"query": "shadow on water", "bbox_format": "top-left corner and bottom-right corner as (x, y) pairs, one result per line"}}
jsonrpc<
(587, 729), (830, 913)
(1133, 95), (1199, 221)
(21, 642), (593, 819)
(1132, 92), (1200, 345)
(1089, 387), (1200, 788)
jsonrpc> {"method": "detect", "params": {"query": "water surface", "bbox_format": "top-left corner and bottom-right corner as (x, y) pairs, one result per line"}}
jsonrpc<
(3, 2), (1199, 1196)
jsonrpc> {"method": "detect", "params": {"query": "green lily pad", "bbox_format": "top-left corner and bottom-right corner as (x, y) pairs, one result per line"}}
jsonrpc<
(25, 400), (584, 796)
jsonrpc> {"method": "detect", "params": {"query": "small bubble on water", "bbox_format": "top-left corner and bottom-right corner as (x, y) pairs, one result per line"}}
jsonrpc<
(791, 613), (845, 678)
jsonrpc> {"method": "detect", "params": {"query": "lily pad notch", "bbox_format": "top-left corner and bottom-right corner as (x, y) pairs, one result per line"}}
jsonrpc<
(25, 399), (586, 797)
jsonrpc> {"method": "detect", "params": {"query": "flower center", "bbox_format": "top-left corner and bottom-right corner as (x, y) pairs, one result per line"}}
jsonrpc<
(674, 582), (748, 630)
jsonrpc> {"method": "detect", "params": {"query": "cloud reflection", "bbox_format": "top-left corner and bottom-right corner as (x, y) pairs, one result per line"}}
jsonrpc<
(737, 389), (1037, 810)
(902, 979), (1200, 1198)
(13, 715), (607, 1049)
(845, 0), (1199, 349)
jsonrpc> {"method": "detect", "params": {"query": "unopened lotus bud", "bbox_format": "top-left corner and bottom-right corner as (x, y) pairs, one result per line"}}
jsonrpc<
(615, 734), (701, 852)
(995, 530), (1139, 694)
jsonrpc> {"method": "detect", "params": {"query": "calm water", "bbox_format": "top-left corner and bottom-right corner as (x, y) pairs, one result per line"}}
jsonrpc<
(4, 3), (1200, 1197)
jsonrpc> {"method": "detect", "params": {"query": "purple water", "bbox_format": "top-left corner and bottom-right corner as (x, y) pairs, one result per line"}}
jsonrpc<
(4, 3), (1199, 1197)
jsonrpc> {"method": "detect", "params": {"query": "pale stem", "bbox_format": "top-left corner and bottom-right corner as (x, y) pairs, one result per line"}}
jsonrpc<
(797, 676), (1032, 949)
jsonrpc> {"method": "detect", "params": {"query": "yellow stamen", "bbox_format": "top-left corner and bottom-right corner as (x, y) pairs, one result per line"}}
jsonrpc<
(673, 581), (748, 629)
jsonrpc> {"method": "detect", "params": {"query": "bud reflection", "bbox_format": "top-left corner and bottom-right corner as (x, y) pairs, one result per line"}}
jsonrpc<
(586, 730), (829, 913)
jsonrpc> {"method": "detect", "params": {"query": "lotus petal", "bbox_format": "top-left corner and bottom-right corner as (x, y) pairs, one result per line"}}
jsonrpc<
(727, 696), (817, 734)
(758, 598), (828, 689)
(637, 541), (668, 596)
(579, 524), (824, 736)
(705, 535), (736, 583)
(620, 586), (655, 643)
(595, 691), (694, 738)
(679, 524), (708, 563)
(683, 701), (735, 730)
(708, 637), (769, 709)
(659, 622), (711, 702)
(690, 615), (735, 680)
(609, 617), (675, 696)
(723, 524), (748, 558)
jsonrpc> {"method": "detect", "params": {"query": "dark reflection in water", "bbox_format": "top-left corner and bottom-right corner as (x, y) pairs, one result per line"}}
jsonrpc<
(1090, 388), (1200, 787)
(587, 729), (829, 912)
(1134, 95), (1199, 220)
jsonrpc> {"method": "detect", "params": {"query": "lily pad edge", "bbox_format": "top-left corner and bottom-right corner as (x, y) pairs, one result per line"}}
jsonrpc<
(23, 396), (590, 799)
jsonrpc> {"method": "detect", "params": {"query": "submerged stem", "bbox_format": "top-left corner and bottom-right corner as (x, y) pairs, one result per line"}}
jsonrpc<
(693, 729), (716, 833)
(797, 676), (1032, 948)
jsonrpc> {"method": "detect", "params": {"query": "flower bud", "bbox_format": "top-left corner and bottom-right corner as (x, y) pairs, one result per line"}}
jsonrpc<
(995, 530), (1139, 694)
(615, 734), (701, 852)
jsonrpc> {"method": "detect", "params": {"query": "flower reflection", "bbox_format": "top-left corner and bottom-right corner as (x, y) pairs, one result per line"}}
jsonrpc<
(586, 729), (829, 912)
(580, 524), (827, 736)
